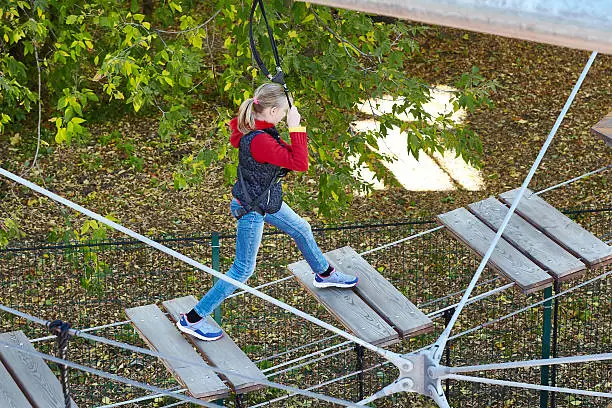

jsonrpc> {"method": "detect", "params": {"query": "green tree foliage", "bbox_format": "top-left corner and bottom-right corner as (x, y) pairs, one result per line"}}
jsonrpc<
(0, 217), (24, 248)
(1, 0), (496, 218)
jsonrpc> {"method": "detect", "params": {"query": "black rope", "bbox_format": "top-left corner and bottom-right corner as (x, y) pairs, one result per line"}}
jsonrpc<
(249, 0), (292, 107)
(48, 320), (73, 408)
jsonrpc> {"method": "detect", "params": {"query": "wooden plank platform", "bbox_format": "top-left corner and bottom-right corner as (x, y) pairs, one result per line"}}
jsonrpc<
(500, 188), (612, 267)
(469, 198), (587, 281)
(163, 296), (267, 394)
(591, 111), (612, 147)
(438, 208), (553, 293)
(125, 305), (229, 400)
(0, 359), (33, 408)
(0, 331), (78, 408)
(288, 257), (400, 347)
(324, 247), (433, 338)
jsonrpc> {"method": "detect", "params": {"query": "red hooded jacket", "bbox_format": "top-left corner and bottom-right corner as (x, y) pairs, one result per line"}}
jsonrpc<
(229, 118), (309, 172)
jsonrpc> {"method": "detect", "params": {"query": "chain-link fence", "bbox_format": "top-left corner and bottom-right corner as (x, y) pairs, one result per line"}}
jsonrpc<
(0, 207), (609, 407)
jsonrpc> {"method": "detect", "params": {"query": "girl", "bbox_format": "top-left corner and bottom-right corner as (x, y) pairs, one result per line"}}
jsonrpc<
(177, 83), (358, 341)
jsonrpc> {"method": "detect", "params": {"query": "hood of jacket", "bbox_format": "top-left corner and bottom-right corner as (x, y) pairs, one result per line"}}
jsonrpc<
(229, 117), (275, 148)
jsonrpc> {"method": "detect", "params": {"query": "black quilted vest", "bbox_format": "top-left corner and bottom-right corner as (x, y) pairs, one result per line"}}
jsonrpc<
(231, 128), (286, 214)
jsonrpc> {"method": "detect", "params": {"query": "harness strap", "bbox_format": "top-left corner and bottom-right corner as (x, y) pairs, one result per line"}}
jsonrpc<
(237, 166), (280, 216)
(249, 0), (292, 107)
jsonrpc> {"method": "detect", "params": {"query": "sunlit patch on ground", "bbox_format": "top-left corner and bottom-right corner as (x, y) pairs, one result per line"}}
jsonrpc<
(350, 85), (484, 193)
(352, 120), (456, 191)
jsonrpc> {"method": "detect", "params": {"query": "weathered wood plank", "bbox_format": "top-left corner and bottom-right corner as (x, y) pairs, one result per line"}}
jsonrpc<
(125, 305), (229, 400)
(288, 259), (399, 346)
(0, 360), (33, 408)
(324, 246), (433, 338)
(500, 188), (612, 267)
(591, 111), (612, 147)
(438, 208), (553, 293)
(0, 331), (78, 408)
(163, 296), (266, 394)
(469, 198), (586, 281)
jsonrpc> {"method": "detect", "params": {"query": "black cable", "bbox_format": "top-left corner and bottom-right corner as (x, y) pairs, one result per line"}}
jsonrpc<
(249, 0), (292, 107)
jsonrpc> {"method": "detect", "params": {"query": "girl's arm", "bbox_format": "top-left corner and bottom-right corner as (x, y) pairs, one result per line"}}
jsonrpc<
(250, 129), (309, 171)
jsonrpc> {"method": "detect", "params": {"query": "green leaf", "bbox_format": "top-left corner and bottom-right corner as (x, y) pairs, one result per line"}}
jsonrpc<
(70, 117), (86, 124)
(301, 14), (315, 24)
(55, 128), (67, 144)
(66, 15), (78, 25)
(132, 94), (143, 112)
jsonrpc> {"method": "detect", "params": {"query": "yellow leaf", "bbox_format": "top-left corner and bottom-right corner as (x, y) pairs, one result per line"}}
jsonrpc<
(301, 14), (314, 24)
(224, 82), (232, 91)
(288, 30), (298, 39)
(9, 133), (20, 145)
(192, 35), (203, 49)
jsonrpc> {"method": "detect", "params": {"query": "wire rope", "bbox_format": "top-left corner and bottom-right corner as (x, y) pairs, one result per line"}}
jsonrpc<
(96, 387), (187, 408)
(0, 166), (397, 364)
(0, 122), (608, 406)
(438, 352), (612, 375)
(225, 158), (609, 300)
(432, 51), (598, 363)
(259, 267), (611, 403)
(535, 164), (611, 196)
(259, 281), (517, 378)
(0, 303), (363, 408)
(448, 268), (611, 342)
(31, 320), (132, 343)
(262, 341), (352, 374)
(444, 374), (612, 399)
(0, 340), (219, 407)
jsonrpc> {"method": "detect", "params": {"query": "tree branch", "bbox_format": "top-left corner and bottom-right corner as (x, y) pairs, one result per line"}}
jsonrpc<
(24, 41), (42, 175)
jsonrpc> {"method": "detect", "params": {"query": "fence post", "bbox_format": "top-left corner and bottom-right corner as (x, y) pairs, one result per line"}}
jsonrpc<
(550, 281), (561, 408)
(443, 308), (454, 399)
(355, 345), (365, 400)
(211, 232), (222, 326)
(540, 286), (553, 408)
(211, 232), (224, 407)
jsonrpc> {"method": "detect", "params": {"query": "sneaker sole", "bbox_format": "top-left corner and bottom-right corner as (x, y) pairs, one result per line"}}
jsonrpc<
(313, 281), (358, 289)
(176, 321), (223, 341)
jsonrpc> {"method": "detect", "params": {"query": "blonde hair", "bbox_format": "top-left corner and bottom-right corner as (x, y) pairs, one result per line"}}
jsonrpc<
(237, 83), (290, 134)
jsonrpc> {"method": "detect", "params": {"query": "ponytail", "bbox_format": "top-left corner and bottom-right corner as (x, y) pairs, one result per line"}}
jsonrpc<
(236, 83), (290, 134)
(237, 98), (257, 134)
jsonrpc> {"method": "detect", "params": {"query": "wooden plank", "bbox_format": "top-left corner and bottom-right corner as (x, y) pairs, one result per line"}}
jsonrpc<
(0, 360), (33, 408)
(469, 198), (587, 282)
(500, 188), (612, 267)
(324, 246), (433, 338)
(591, 111), (612, 147)
(163, 296), (266, 394)
(125, 305), (229, 400)
(288, 259), (399, 346)
(0, 331), (78, 408)
(438, 208), (553, 293)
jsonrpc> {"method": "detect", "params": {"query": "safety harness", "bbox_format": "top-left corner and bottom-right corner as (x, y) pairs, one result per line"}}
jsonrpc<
(234, 0), (294, 219)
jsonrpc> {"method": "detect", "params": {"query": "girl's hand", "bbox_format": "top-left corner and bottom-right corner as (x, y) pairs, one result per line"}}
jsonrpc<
(286, 106), (301, 128)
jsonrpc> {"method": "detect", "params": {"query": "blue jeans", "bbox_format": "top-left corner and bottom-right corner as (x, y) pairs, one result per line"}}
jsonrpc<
(194, 198), (329, 317)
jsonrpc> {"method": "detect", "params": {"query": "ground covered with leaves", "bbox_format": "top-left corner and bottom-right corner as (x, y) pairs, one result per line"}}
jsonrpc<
(0, 26), (610, 241)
